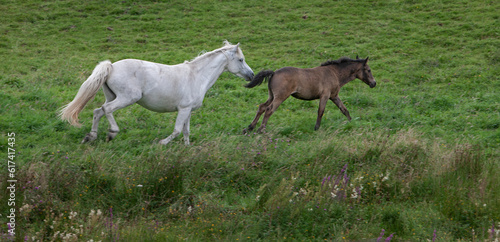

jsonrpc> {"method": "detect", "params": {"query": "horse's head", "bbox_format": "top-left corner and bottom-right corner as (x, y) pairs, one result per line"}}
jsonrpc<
(356, 57), (376, 88)
(224, 43), (254, 82)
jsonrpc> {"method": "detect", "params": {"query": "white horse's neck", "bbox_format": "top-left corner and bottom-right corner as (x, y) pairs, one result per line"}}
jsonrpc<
(189, 51), (228, 93)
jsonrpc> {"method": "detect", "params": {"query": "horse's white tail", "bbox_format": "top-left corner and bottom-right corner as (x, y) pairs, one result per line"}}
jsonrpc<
(59, 60), (113, 127)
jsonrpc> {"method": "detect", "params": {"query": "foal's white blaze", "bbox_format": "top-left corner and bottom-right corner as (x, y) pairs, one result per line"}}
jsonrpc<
(59, 41), (254, 145)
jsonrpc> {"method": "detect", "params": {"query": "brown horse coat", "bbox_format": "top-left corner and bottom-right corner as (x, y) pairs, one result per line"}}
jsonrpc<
(244, 57), (376, 133)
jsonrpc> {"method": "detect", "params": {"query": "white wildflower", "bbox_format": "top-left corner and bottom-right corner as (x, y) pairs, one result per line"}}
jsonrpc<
(351, 188), (358, 199)
(69, 211), (77, 220)
(308, 208), (313, 211)
(331, 192), (337, 199)
(382, 173), (390, 182)
(289, 199), (293, 203)
(187, 206), (192, 213)
(96, 209), (102, 216)
(299, 188), (307, 195)
(89, 210), (95, 217)
(255, 195), (260, 202)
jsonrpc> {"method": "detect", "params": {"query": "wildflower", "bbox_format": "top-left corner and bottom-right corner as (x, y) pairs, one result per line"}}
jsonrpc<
(385, 233), (394, 241)
(69, 211), (77, 220)
(350, 189), (358, 199)
(377, 229), (385, 242)
(255, 195), (260, 202)
(299, 188), (307, 195)
(382, 173), (389, 182)
(331, 192), (337, 199)
(188, 206), (192, 213)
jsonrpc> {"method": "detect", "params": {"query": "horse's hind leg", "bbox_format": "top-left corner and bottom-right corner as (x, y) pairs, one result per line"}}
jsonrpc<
(82, 85), (117, 143)
(331, 96), (351, 121)
(244, 89), (273, 134)
(101, 87), (141, 142)
(244, 98), (272, 134)
(258, 94), (288, 133)
(81, 108), (105, 143)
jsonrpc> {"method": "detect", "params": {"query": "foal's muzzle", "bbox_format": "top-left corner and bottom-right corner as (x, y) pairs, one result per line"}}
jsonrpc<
(369, 82), (376, 88)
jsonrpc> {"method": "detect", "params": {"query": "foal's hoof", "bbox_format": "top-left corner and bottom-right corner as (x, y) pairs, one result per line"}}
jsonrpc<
(243, 126), (254, 135)
(106, 130), (119, 142)
(81, 132), (97, 144)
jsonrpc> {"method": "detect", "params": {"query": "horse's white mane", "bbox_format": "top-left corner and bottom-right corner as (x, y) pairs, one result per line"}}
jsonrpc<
(186, 40), (237, 63)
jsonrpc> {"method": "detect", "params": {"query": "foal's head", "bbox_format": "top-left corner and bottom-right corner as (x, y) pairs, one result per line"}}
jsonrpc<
(355, 57), (376, 88)
(223, 43), (255, 82)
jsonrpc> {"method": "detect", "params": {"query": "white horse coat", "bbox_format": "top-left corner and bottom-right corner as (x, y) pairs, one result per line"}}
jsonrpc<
(60, 41), (254, 145)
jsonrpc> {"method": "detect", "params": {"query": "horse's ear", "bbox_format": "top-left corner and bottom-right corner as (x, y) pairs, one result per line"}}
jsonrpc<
(234, 43), (240, 52)
(364, 56), (369, 64)
(356, 55), (359, 59)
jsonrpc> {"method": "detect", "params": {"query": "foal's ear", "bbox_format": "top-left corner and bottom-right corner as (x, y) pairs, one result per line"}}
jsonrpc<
(364, 56), (369, 64)
(233, 43), (240, 52)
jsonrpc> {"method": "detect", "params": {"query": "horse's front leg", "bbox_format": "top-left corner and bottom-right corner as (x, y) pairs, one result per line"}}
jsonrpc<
(159, 108), (192, 145)
(331, 96), (351, 121)
(182, 113), (192, 145)
(315, 95), (330, 130)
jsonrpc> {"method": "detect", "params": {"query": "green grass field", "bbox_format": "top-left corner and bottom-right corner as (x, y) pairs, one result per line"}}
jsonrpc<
(1, 0), (499, 241)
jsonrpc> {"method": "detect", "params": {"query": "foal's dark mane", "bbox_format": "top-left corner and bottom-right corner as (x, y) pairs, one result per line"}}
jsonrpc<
(320, 57), (365, 67)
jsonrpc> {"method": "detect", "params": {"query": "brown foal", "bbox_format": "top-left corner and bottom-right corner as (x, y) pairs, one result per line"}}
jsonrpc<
(244, 57), (376, 133)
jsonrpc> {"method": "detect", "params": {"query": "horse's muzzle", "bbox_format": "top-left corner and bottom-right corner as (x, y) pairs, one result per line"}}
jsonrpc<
(246, 72), (255, 82)
(369, 82), (376, 88)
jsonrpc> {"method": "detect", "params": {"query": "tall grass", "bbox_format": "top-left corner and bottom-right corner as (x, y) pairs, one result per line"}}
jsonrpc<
(1, 0), (499, 240)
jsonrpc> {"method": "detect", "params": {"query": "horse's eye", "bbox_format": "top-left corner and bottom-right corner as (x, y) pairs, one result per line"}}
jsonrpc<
(239, 59), (244, 62)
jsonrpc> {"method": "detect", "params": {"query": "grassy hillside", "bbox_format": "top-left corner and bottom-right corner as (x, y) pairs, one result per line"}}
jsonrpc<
(1, 0), (499, 241)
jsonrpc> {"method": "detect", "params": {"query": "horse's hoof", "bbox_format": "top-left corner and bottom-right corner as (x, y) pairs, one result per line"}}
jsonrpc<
(81, 132), (97, 144)
(159, 139), (170, 145)
(243, 126), (255, 135)
(106, 130), (119, 142)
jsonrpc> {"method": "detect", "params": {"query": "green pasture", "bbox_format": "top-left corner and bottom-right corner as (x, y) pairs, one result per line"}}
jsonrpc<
(1, 0), (499, 241)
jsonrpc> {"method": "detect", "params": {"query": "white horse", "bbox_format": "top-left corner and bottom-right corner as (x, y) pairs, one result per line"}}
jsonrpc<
(59, 41), (254, 145)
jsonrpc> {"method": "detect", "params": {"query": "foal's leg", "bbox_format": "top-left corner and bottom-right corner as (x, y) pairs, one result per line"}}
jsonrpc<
(315, 95), (330, 130)
(258, 95), (289, 133)
(244, 97), (272, 134)
(159, 108), (192, 145)
(331, 96), (351, 121)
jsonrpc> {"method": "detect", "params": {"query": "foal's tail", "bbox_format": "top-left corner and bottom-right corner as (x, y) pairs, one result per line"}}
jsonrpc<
(59, 60), (113, 127)
(245, 70), (274, 88)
